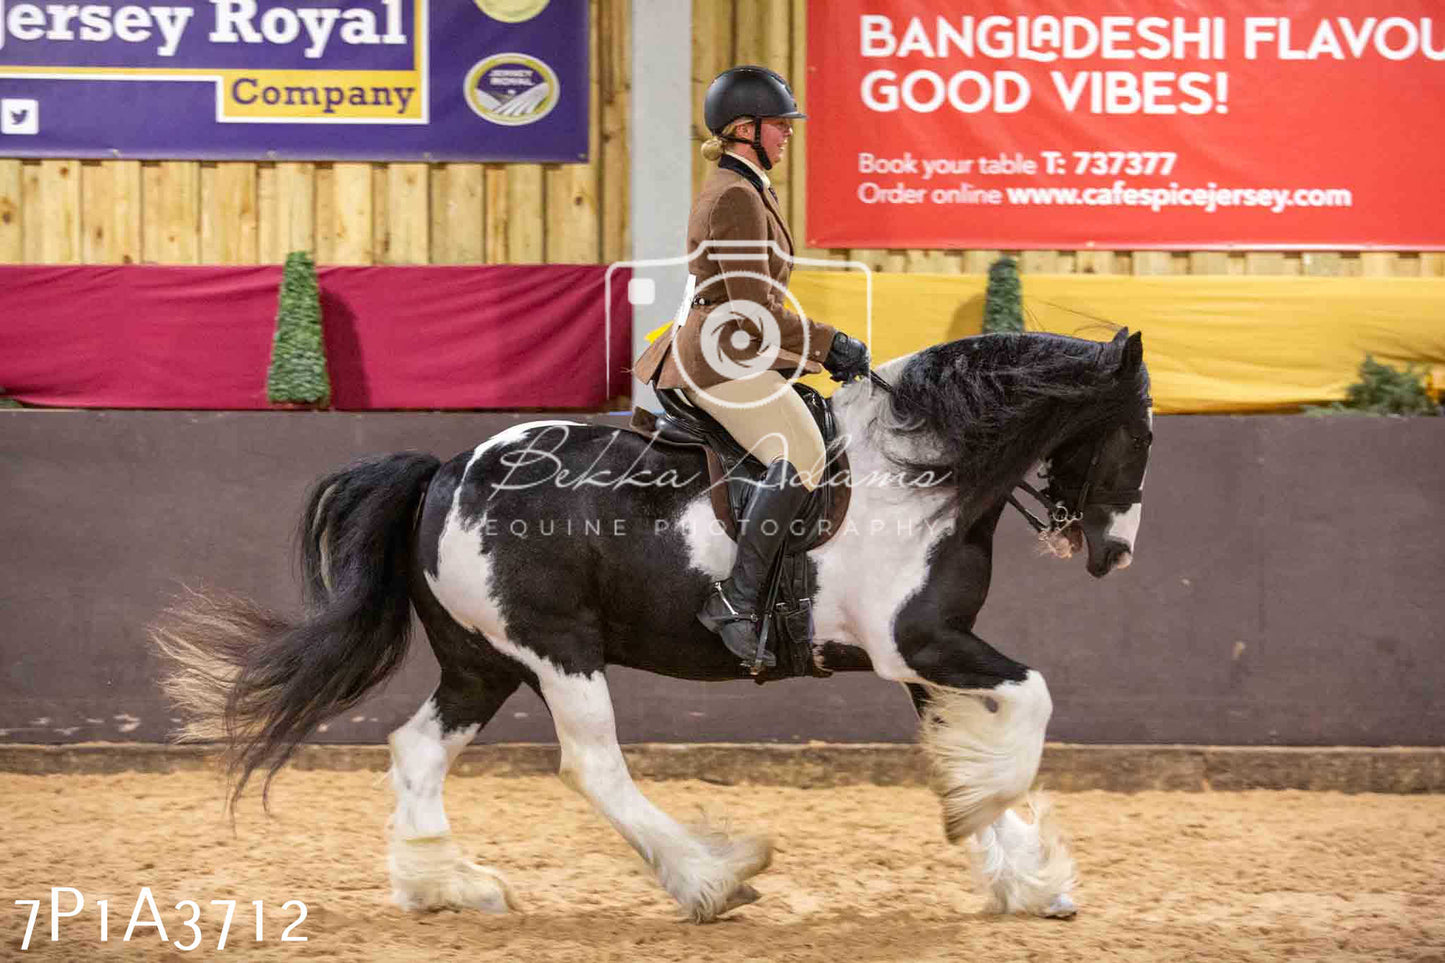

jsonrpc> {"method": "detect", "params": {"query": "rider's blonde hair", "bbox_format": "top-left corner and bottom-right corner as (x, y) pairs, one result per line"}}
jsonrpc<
(700, 119), (746, 162)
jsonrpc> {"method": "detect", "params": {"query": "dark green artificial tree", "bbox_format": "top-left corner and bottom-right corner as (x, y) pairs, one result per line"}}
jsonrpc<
(1339, 354), (1437, 416)
(983, 256), (1024, 334)
(266, 251), (330, 407)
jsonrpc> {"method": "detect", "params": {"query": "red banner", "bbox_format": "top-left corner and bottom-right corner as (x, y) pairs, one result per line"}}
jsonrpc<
(806, 0), (1445, 250)
(0, 265), (631, 410)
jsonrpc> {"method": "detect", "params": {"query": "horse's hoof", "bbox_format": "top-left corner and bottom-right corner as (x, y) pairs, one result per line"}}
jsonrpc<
(719, 883), (761, 916)
(1042, 894), (1077, 919)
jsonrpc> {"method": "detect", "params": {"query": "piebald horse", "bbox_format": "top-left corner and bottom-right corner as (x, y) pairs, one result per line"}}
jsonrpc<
(154, 329), (1152, 923)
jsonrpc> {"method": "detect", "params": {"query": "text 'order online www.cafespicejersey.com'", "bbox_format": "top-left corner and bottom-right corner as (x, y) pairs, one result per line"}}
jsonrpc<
(854, 150), (1352, 214)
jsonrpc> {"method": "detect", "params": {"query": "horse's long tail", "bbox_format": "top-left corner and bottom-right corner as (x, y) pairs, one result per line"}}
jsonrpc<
(151, 451), (441, 808)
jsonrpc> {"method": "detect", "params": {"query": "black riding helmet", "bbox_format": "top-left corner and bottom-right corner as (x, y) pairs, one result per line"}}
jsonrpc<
(704, 65), (805, 171)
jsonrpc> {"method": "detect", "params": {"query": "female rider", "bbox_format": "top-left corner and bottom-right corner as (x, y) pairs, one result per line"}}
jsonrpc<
(632, 65), (871, 668)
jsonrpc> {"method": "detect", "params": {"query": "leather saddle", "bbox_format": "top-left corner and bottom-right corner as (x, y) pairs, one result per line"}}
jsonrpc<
(626, 383), (851, 681)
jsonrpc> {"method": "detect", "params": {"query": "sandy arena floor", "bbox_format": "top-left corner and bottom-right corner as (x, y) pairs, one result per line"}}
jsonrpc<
(2, 769), (1442, 962)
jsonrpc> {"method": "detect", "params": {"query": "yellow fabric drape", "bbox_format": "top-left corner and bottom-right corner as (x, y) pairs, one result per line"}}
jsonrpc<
(786, 272), (1445, 413)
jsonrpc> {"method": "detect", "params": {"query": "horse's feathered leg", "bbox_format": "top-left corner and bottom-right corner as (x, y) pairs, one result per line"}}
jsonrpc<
(538, 668), (772, 923)
(910, 669), (1077, 917)
(386, 672), (522, 914)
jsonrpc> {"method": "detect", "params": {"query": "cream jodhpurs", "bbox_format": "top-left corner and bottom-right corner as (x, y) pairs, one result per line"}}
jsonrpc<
(682, 372), (826, 490)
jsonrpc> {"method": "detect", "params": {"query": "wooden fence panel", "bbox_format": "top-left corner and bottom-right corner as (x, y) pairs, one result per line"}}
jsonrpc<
(384, 163), (430, 265)
(544, 0), (601, 264)
(200, 162), (258, 264)
(0, 160), (20, 261)
(39, 160), (81, 264)
(1360, 252), (1399, 277)
(691, 0), (732, 199)
(1019, 251), (1061, 274)
(20, 163), (41, 263)
(599, 0), (630, 265)
(257, 162), (315, 263)
(371, 165), (389, 264)
(329, 163), (373, 266)
(142, 162), (200, 264)
(1189, 251), (1231, 275)
(1132, 251), (1173, 276)
(484, 166), (510, 264)
(81, 161), (141, 264)
(506, 165), (545, 264)
(432, 164), (485, 265)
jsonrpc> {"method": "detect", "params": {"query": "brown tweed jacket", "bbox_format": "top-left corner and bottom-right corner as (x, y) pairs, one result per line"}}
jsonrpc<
(632, 159), (836, 390)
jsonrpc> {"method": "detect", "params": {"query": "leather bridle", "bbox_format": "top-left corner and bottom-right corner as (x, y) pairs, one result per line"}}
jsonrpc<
(1009, 434), (1139, 535)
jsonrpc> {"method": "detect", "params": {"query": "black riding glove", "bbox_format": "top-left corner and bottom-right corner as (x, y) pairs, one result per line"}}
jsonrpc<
(823, 332), (871, 383)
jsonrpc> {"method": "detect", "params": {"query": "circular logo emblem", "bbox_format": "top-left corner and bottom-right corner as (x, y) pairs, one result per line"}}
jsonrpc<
(698, 300), (781, 381)
(674, 270), (812, 409)
(464, 54), (560, 126)
(474, 0), (550, 22)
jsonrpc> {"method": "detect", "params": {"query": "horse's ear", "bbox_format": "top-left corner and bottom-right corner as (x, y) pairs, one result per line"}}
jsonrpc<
(1120, 331), (1144, 374)
(1110, 327), (1130, 347)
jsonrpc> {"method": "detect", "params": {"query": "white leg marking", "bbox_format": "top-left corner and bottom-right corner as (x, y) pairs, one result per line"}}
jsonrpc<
(916, 671), (1076, 916)
(969, 800), (1077, 917)
(386, 699), (518, 914)
(541, 668), (771, 923)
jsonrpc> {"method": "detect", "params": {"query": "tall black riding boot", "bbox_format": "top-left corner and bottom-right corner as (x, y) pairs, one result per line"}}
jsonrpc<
(697, 459), (810, 668)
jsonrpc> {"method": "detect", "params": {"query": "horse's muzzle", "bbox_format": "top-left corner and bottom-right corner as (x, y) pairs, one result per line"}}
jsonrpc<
(1087, 538), (1133, 578)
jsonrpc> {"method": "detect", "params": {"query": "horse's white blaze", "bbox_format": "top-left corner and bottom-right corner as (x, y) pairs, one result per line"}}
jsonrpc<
(1104, 502), (1142, 549)
(427, 493), (769, 923)
(386, 698), (514, 913)
(1102, 406), (1153, 568)
(1105, 449), (1148, 567)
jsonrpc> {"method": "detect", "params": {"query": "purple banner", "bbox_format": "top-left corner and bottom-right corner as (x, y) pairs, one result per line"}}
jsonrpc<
(0, 0), (588, 161)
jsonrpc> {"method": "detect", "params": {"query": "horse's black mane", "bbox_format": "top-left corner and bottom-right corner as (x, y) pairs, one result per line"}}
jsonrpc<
(883, 331), (1150, 525)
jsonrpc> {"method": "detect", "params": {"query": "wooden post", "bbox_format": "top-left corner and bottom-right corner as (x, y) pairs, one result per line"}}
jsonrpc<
(328, 162), (373, 265)
(39, 159), (82, 264)
(599, 0), (631, 265)
(385, 163), (430, 264)
(484, 166), (510, 263)
(143, 161), (200, 264)
(506, 165), (545, 264)
(432, 164), (485, 264)
(201, 162), (258, 264)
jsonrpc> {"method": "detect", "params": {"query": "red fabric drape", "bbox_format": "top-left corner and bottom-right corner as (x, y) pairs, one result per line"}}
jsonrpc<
(0, 264), (632, 409)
